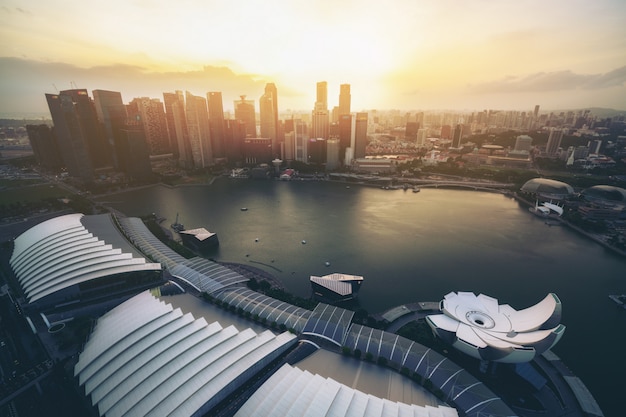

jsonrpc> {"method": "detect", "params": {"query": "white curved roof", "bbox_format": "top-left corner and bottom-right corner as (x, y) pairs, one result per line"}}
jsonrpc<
(10, 213), (161, 303)
(236, 363), (458, 417)
(75, 291), (297, 417)
(427, 292), (565, 363)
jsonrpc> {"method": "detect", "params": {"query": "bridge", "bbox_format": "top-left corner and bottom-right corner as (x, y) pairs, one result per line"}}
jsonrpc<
(410, 180), (514, 192)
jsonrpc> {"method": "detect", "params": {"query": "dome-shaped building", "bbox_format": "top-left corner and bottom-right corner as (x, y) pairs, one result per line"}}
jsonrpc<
(520, 178), (575, 200)
(581, 185), (626, 204)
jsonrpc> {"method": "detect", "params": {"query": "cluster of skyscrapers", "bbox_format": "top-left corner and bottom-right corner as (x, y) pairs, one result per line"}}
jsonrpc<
(27, 81), (371, 182)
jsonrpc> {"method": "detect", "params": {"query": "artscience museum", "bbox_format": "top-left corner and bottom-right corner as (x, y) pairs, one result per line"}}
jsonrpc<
(426, 292), (566, 363)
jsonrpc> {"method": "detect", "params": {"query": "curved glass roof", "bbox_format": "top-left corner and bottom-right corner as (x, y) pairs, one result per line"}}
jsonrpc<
(10, 214), (161, 303)
(581, 185), (626, 202)
(170, 257), (248, 293)
(215, 287), (311, 333)
(342, 324), (516, 417)
(116, 216), (186, 270)
(75, 291), (297, 417)
(302, 303), (355, 346)
(520, 178), (575, 197)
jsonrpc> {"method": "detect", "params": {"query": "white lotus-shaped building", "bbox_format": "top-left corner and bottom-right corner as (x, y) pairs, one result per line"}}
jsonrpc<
(426, 292), (565, 363)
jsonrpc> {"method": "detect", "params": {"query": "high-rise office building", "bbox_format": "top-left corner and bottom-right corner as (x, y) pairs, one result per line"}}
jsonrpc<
(440, 125), (452, 140)
(405, 122), (418, 141)
(311, 109), (330, 140)
(451, 124), (463, 148)
(338, 114), (352, 164)
(93, 89), (128, 170)
(185, 91), (212, 168)
(338, 84), (350, 116)
(417, 128), (428, 148)
(26, 124), (63, 171)
(326, 138), (340, 171)
(312, 81), (329, 140)
(307, 137), (326, 164)
(117, 122), (153, 181)
(283, 131), (295, 161)
(294, 119), (308, 163)
(45, 90), (101, 181)
(316, 81), (328, 111)
(234, 95), (256, 138)
(223, 119), (246, 162)
(163, 91), (191, 165)
(534, 105), (540, 119)
(260, 90), (278, 155)
(127, 97), (170, 156)
(353, 112), (368, 159)
(207, 92), (226, 159)
(264, 83), (279, 137)
(546, 128), (563, 156)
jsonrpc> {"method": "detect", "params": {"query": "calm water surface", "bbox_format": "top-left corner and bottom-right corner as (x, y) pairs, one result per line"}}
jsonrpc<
(100, 178), (626, 415)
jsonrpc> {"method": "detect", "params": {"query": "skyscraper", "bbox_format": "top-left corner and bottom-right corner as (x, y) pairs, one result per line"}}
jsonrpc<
(405, 121), (418, 141)
(264, 83), (279, 134)
(326, 138), (340, 171)
(417, 128), (428, 148)
(45, 90), (98, 181)
(223, 119), (246, 162)
(312, 81), (329, 140)
(440, 125), (452, 140)
(260, 89), (278, 156)
(353, 112), (368, 159)
(451, 124), (463, 148)
(234, 95), (256, 138)
(207, 92), (226, 159)
(127, 97), (170, 156)
(118, 122), (153, 181)
(338, 114), (352, 164)
(163, 91), (191, 165)
(338, 84), (351, 116)
(294, 119), (308, 163)
(546, 128), (563, 156)
(93, 89), (128, 170)
(311, 109), (330, 140)
(26, 124), (63, 171)
(316, 81), (328, 111)
(185, 91), (212, 168)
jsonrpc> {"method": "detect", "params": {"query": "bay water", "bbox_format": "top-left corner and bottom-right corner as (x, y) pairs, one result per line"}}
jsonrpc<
(99, 178), (626, 415)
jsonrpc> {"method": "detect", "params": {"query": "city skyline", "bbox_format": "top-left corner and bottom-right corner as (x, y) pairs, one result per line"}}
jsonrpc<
(1, 0), (625, 116)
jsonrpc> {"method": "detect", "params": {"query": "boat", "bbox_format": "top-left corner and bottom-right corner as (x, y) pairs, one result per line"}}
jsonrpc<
(301, 240), (307, 244)
(412, 186), (421, 193)
(609, 294), (626, 309)
(529, 200), (563, 218)
(240, 207), (248, 211)
(171, 213), (185, 232)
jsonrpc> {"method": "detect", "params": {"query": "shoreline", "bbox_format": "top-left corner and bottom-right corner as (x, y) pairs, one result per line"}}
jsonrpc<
(509, 192), (626, 258)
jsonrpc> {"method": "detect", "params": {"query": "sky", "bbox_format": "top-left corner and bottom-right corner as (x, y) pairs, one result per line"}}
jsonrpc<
(1, 0), (625, 116)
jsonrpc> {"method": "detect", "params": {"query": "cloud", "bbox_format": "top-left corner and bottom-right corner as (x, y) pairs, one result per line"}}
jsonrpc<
(0, 57), (271, 114)
(468, 67), (626, 94)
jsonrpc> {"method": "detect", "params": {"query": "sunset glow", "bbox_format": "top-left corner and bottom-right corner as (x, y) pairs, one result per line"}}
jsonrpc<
(1, 0), (625, 113)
